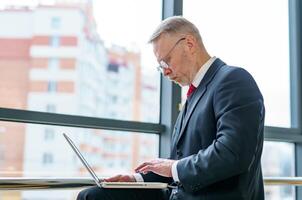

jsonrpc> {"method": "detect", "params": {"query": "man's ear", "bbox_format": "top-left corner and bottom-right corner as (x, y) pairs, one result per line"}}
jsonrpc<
(185, 35), (197, 53)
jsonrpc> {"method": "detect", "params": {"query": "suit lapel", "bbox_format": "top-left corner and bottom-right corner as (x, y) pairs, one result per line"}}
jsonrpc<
(172, 101), (187, 145)
(175, 58), (225, 145)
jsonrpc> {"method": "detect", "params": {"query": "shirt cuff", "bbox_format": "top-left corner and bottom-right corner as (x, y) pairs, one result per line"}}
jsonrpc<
(133, 173), (144, 182)
(172, 160), (180, 182)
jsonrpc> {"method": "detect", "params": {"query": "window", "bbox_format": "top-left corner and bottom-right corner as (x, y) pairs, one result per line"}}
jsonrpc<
(48, 81), (57, 92)
(183, 0), (290, 127)
(49, 58), (59, 71)
(0, 0), (162, 123)
(44, 128), (55, 141)
(0, 122), (159, 178)
(51, 17), (61, 29)
(46, 104), (56, 113)
(50, 36), (60, 47)
(42, 153), (54, 165)
(262, 141), (295, 200)
(183, 1), (296, 199)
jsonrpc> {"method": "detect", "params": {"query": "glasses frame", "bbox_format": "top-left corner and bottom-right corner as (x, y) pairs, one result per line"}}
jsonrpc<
(157, 37), (186, 73)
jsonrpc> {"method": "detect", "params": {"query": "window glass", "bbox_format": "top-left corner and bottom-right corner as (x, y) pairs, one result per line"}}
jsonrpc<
(0, 121), (159, 177)
(49, 58), (59, 70)
(50, 36), (60, 47)
(44, 128), (55, 140)
(51, 17), (61, 29)
(262, 141), (295, 200)
(0, 0), (161, 123)
(0, 120), (159, 199)
(183, 0), (290, 127)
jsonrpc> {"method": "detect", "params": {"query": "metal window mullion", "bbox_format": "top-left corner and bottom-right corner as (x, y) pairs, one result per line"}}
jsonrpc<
(289, 0), (302, 198)
(159, 0), (183, 158)
(264, 126), (302, 142)
(0, 108), (165, 134)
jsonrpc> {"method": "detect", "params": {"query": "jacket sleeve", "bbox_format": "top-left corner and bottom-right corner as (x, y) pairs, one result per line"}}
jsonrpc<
(176, 68), (265, 193)
(141, 172), (174, 184)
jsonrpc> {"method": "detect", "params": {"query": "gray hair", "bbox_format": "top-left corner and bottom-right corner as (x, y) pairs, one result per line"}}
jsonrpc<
(148, 16), (203, 45)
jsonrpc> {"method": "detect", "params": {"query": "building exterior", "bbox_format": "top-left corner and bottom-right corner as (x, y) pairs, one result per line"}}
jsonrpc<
(0, 1), (158, 200)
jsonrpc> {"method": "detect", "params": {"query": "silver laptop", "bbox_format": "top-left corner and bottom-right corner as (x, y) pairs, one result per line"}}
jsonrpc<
(63, 133), (167, 189)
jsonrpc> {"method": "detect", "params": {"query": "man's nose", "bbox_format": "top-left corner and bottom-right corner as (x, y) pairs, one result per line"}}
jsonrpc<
(163, 68), (172, 76)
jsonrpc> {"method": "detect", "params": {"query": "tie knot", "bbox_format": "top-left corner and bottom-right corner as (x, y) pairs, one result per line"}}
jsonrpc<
(187, 84), (197, 98)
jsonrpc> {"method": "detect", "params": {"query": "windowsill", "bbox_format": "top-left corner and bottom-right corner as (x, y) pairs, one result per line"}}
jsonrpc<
(0, 177), (94, 190)
(0, 177), (301, 190)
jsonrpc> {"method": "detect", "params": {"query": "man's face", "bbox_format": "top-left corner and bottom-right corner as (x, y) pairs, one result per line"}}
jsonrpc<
(153, 34), (192, 86)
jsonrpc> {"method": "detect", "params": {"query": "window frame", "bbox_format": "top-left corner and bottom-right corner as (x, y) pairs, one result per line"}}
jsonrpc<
(0, 0), (302, 199)
(288, 0), (302, 198)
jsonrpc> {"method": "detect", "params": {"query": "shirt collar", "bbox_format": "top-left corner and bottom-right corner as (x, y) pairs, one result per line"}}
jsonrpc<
(191, 56), (217, 88)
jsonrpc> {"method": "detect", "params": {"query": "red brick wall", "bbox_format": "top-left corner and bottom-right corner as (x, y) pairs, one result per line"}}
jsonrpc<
(0, 60), (30, 109)
(31, 58), (48, 69)
(61, 36), (77, 46)
(60, 58), (76, 69)
(0, 49), (30, 176)
(31, 36), (49, 45)
(57, 81), (74, 93)
(0, 39), (30, 59)
(29, 81), (48, 92)
(31, 35), (77, 46)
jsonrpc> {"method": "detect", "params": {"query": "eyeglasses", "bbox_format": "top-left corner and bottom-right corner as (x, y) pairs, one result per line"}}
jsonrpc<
(157, 37), (186, 73)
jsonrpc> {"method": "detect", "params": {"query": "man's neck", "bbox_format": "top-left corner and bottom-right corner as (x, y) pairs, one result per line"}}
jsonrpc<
(190, 51), (211, 83)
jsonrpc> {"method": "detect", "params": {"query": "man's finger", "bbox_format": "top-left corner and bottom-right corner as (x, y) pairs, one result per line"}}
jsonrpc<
(104, 175), (121, 182)
(138, 165), (156, 174)
(135, 162), (153, 172)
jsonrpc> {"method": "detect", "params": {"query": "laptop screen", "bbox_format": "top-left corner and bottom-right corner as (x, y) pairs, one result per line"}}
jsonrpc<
(63, 133), (102, 187)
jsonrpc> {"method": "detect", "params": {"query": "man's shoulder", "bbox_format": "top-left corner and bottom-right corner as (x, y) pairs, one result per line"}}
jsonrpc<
(217, 64), (254, 82)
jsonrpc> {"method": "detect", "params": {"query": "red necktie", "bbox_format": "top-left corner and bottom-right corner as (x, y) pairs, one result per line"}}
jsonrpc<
(187, 84), (197, 98)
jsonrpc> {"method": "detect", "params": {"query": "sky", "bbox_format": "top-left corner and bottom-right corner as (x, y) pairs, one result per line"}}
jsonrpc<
(0, 0), (162, 73)
(184, 0), (290, 127)
(0, 0), (161, 48)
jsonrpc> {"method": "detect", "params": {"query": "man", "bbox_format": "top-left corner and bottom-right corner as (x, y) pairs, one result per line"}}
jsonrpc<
(77, 16), (265, 200)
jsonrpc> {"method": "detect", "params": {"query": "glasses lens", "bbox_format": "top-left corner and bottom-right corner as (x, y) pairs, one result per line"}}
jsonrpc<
(160, 60), (168, 69)
(157, 61), (168, 73)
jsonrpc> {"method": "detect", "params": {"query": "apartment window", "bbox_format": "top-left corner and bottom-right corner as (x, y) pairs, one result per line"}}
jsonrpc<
(49, 58), (59, 71)
(108, 63), (119, 73)
(51, 17), (61, 29)
(111, 95), (117, 103)
(48, 81), (57, 92)
(44, 128), (55, 141)
(46, 104), (56, 113)
(50, 36), (60, 47)
(120, 160), (127, 168)
(108, 161), (114, 168)
(42, 153), (54, 165)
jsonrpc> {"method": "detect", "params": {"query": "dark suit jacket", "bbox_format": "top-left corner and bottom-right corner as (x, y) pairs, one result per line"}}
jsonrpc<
(142, 58), (265, 200)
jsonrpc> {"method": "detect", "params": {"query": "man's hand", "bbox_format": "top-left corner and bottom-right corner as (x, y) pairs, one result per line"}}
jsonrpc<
(135, 158), (176, 177)
(104, 174), (136, 182)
